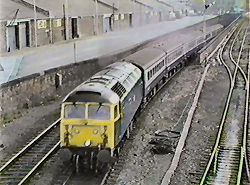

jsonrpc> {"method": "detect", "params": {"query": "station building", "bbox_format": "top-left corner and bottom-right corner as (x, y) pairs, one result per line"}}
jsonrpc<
(0, 0), (191, 54)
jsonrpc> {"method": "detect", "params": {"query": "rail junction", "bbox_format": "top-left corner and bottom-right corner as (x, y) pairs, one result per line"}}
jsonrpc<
(199, 19), (250, 185)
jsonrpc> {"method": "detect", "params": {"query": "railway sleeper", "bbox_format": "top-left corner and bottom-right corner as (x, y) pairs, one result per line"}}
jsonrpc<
(0, 179), (22, 184)
(217, 157), (241, 163)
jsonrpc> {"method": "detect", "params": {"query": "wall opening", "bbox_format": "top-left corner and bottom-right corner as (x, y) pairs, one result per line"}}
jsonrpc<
(15, 24), (20, 49)
(55, 73), (63, 89)
(25, 22), (30, 47)
(71, 18), (78, 39)
(129, 14), (132, 27)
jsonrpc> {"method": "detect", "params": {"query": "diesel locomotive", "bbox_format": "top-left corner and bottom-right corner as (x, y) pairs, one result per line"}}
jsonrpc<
(60, 24), (223, 168)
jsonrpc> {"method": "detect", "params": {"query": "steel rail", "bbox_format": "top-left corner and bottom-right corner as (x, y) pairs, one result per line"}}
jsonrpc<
(200, 23), (241, 185)
(200, 22), (247, 185)
(228, 24), (250, 184)
(243, 49), (250, 182)
(235, 26), (249, 185)
(229, 30), (248, 83)
(0, 118), (61, 185)
(0, 118), (61, 172)
(18, 141), (60, 185)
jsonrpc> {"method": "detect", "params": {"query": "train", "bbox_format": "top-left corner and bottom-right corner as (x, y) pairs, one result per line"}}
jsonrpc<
(60, 24), (223, 169)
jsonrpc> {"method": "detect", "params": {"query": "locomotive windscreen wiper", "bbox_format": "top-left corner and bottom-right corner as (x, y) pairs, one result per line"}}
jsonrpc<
(96, 103), (103, 113)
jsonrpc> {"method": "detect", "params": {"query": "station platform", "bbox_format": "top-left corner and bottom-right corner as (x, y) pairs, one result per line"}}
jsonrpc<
(0, 15), (215, 84)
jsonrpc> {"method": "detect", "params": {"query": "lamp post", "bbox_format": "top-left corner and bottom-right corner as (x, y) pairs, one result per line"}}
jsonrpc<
(33, 0), (38, 47)
(118, 0), (120, 30)
(203, 1), (215, 44)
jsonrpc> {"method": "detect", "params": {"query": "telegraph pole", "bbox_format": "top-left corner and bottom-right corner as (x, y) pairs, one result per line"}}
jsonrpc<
(94, 0), (99, 35)
(203, 1), (215, 44)
(33, 0), (38, 47)
(247, 0), (249, 12)
(118, 0), (120, 30)
(65, 0), (69, 40)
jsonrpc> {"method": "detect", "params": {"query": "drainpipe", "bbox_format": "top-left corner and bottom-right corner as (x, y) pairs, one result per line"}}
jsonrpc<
(65, 0), (69, 40)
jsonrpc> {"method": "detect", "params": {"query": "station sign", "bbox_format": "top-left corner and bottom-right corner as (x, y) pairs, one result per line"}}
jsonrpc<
(37, 20), (47, 29)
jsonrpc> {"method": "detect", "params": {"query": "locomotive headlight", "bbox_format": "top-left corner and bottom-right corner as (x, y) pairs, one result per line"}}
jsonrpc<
(85, 140), (91, 146)
(93, 129), (98, 135)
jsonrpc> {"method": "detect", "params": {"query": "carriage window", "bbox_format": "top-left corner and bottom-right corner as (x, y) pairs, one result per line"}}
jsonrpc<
(64, 104), (85, 119)
(88, 104), (110, 120)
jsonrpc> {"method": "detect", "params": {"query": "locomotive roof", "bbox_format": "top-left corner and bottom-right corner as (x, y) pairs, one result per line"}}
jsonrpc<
(122, 47), (166, 70)
(63, 62), (141, 103)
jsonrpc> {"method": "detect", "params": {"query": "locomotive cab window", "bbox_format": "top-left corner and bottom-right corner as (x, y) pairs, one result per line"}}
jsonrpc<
(88, 104), (110, 120)
(64, 104), (85, 119)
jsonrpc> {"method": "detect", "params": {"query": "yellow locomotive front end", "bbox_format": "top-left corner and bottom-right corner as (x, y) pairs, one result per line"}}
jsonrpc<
(60, 102), (121, 155)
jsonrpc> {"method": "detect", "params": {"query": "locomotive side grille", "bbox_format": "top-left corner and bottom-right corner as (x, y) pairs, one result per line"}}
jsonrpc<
(111, 82), (126, 98)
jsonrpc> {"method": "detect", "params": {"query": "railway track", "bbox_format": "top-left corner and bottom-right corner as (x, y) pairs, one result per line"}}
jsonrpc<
(0, 119), (61, 185)
(200, 20), (250, 185)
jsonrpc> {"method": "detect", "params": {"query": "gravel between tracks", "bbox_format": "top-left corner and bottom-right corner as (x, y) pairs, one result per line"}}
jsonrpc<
(169, 62), (229, 184)
(0, 101), (61, 162)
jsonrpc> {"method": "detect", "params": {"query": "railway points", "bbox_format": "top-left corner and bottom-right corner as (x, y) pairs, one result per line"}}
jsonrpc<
(199, 20), (249, 185)
(0, 2), (249, 185)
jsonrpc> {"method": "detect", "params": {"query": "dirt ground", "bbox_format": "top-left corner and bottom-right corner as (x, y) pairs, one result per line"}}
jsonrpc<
(0, 58), (230, 185)
(0, 100), (61, 162)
